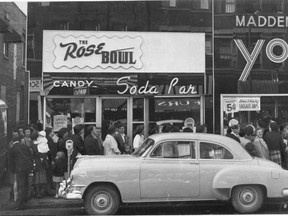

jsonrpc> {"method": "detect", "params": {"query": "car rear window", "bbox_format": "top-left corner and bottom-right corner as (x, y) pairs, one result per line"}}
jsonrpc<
(200, 142), (233, 159)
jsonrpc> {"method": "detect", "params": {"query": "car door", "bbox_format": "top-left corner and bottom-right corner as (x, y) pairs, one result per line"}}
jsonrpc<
(140, 140), (200, 200)
(198, 141), (235, 199)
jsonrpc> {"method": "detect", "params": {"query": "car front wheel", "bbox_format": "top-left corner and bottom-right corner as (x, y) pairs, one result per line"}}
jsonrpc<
(84, 185), (120, 215)
(231, 185), (264, 213)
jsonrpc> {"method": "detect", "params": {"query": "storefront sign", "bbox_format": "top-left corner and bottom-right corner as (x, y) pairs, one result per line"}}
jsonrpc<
(238, 97), (261, 111)
(53, 34), (143, 69)
(235, 38), (288, 81)
(117, 76), (197, 95)
(224, 97), (260, 113)
(53, 80), (94, 88)
(43, 31), (205, 73)
(155, 98), (200, 111)
(29, 79), (41, 92)
(224, 98), (238, 114)
(236, 15), (288, 28)
(53, 115), (68, 131)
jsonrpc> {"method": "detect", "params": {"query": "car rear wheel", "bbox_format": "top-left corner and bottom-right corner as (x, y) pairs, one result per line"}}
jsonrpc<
(231, 185), (263, 213)
(84, 185), (120, 215)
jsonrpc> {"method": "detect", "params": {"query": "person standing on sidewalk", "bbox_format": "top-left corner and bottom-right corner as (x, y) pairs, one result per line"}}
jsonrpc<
(9, 131), (33, 210)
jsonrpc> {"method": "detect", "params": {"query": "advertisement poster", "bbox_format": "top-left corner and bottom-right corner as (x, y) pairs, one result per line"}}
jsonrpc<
(53, 115), (68, 132)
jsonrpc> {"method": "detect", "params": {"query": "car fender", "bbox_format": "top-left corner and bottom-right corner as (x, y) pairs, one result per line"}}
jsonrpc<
(212, 166), (271, 200)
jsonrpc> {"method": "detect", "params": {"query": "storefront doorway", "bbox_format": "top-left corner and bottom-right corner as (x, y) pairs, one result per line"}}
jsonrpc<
(101, 98), (129, 139)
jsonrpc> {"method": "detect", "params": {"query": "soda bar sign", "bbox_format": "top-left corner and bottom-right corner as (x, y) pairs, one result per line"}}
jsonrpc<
(52, 35), (143, 69)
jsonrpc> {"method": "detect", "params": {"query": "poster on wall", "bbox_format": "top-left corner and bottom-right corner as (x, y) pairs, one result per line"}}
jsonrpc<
(238, 97), (261, 111)
(53, 115), (68, 131)
(72, 117), (84, 130)
(223, 98), (238, 114)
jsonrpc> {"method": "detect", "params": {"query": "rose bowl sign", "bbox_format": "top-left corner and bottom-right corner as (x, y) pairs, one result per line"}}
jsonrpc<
(53, 35), (143, 69)
(43, 31), (205, 73)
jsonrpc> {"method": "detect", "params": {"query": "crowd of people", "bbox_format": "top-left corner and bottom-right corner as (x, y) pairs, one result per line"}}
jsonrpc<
(7, 116), (288, 210)
(7, 121), (132, 210)
(225, 118), (288, 169)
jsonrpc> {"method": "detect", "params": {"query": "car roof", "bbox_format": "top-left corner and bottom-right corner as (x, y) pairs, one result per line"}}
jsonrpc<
(148, 132), (251, 160)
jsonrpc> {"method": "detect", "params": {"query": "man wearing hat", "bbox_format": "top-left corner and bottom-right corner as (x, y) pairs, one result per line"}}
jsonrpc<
(226, 119), (241, 143)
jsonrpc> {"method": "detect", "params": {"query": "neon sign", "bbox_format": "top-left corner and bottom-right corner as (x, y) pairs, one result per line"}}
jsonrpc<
(235, 38), (288, 81)
(117, 76), (197, 95)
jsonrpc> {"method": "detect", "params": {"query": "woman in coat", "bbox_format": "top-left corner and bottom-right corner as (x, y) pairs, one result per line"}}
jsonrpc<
(253, 127), (269, 160)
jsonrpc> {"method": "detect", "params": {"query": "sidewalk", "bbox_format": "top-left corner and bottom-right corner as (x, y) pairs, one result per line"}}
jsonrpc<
(0, 184), (82, 211)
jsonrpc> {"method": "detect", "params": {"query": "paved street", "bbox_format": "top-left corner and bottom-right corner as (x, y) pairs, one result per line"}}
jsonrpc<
(0, 188), (287, 216)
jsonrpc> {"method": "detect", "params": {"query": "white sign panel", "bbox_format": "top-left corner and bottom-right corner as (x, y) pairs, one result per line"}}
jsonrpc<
(238, 97), (261, 111)
(224, 98), (238, 113)
(43, 30), (205, 73)
(53, 115), (68, 131)
(29, 79), (41, 92)
(53, 35), (143, 69)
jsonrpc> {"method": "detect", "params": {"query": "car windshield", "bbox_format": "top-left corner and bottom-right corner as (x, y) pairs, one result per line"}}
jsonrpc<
(132, 138), (155, 157)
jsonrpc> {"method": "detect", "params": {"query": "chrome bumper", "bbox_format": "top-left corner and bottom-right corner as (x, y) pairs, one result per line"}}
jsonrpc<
(58, 179), (84, 199)
(283, 189), (288, 196)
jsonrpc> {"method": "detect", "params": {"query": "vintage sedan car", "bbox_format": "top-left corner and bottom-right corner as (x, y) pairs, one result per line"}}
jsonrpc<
(62, 133), (288, 215)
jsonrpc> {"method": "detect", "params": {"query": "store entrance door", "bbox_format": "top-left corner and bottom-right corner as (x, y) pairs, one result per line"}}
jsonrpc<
(101, 98), (129, 140)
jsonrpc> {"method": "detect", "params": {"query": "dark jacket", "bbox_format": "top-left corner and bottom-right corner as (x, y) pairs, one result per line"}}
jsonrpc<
(9, 141), (33, 173)
(226, 133), (240, 143)
(47, 136), (58, 162)
(84, 134), (102, 155)
(71, 133), (85, 155)
(114, 133), (127, 154)
(263, 131), (286, 152)
(52, 158), (66, 177)
(57, 137), (67, 155)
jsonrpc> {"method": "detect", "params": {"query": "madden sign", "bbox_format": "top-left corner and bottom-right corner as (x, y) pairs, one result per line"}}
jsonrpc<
(53, 35), (143, 69)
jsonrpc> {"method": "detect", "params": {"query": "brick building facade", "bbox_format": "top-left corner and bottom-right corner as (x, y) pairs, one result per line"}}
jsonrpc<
(0, 2), (29, 134)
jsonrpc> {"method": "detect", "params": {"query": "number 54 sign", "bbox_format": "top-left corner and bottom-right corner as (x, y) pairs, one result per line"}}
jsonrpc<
(224, 98), (238, 113)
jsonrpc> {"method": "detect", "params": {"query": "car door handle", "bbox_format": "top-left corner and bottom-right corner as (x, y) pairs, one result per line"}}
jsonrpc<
(189, 161), (199, 165)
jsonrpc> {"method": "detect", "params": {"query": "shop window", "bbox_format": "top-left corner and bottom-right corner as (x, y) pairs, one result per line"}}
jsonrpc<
(225, 0), (235, 13)
(215, 39), (233, 67)
(46, 98), (96, 133)
(236, 0), (260, 14)
(152, 97), (201, 129)
(133, 98), (144, 121)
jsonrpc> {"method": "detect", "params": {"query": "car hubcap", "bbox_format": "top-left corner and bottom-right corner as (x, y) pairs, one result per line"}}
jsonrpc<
(239, 188), (256, 205)
(93, 193), (111, 209)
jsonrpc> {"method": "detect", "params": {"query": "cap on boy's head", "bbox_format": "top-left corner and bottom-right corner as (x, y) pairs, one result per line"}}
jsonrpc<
(38, 130), (46, 137)
(229, 119), (239, 129)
